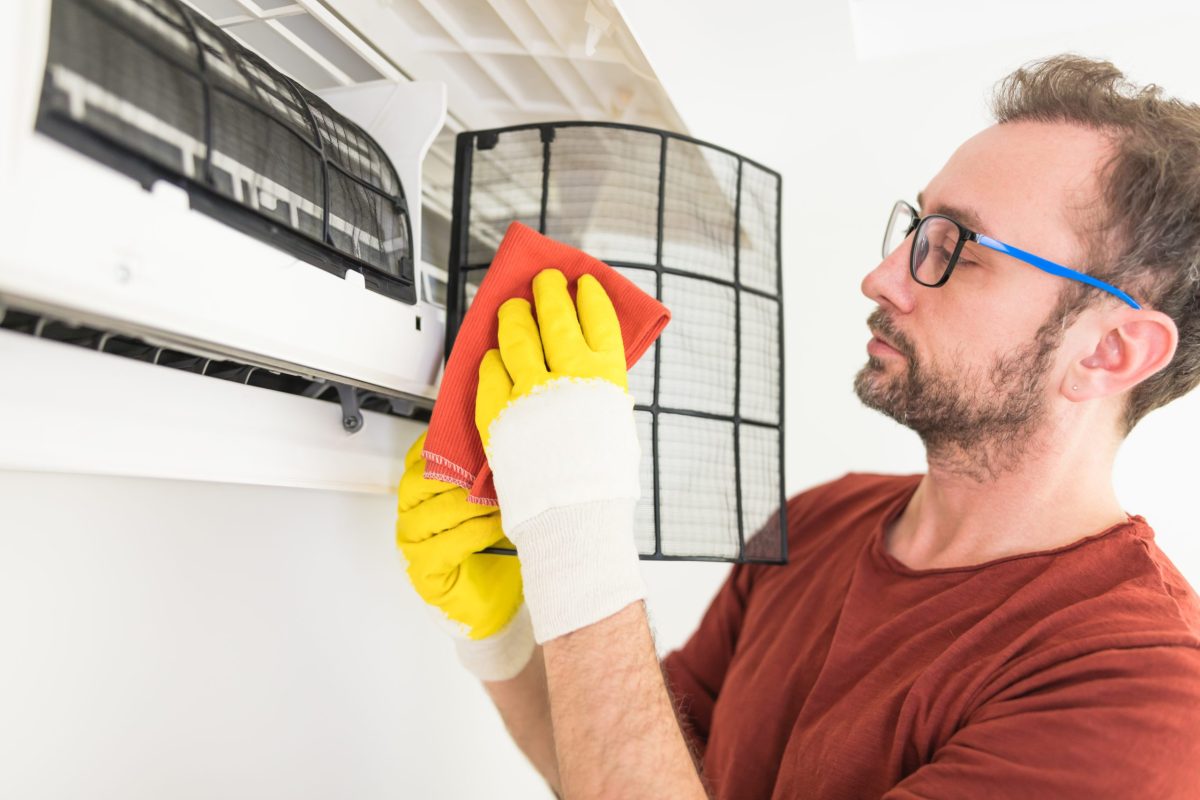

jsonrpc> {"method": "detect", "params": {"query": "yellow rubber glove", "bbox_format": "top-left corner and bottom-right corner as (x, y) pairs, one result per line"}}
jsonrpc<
(396, 431), (533, 680)
(475, 269), (628, 455)
(474, 268), (644, 644)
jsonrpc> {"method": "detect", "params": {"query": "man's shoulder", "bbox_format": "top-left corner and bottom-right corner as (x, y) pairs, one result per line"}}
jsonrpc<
(1083, 523), (1200, 644)
(1141, 535), (1200, 635)
(977, 519), (1200, 672)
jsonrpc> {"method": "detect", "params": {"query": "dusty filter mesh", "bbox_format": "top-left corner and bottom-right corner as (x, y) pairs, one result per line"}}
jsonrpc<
(36, 0), (416, 303)
(447, 123), (786, 564)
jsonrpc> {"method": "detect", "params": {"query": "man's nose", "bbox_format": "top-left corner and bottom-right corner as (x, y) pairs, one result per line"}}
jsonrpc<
(861, 239), (916, 314)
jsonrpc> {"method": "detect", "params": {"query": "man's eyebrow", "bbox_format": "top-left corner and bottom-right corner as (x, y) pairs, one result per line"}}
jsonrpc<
(915, 191), (987, 234)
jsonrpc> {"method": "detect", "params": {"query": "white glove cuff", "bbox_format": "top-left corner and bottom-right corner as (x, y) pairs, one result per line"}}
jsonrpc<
(453, 603), (536, 682)
(485, 377), (641, 532)
(513, 498), (646, 643)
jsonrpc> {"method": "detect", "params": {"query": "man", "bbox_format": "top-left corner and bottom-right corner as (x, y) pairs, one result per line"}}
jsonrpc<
(396, 55), (1200, 798)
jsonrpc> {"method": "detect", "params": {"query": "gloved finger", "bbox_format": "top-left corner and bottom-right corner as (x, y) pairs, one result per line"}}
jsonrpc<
(476, 348), (514, 440)
(454, 555), (525, 640)
(428, 555), (524, 640)
(397, 485), (498, 544)
(397, 455), (460, 513)
(399, 513), (508, 577)
(410, 553), (523, 640)
(575, 273), (624, 355)
(497, 298), (548, 387)
(494, 535), (518, 551)
(532, 268), (588, 370)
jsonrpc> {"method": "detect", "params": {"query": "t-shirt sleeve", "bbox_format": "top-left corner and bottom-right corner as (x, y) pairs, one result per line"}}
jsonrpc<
(661, 561), (757, 758)
(882, 645), (1200, 799)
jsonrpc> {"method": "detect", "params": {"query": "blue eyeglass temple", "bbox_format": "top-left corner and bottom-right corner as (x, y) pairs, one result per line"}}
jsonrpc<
(973, 234), (1142, 310)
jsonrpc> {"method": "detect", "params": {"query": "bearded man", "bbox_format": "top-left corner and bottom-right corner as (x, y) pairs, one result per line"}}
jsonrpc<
(397, 54), (1200, 798)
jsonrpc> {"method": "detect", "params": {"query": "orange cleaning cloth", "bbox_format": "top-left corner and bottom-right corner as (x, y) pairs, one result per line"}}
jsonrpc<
(424, 221), (671, 506)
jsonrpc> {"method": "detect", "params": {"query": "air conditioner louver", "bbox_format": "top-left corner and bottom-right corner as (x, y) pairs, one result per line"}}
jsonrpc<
(0, 303), (428, 428)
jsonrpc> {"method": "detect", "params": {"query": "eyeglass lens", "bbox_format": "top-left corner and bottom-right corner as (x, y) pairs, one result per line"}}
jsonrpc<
(912, 217), (962, 286)
(883, 202), (965, 286)
(882, 202), (916, 260)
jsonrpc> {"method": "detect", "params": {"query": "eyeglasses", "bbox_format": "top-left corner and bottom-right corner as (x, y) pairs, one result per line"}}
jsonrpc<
(882, 199), (1141, 310)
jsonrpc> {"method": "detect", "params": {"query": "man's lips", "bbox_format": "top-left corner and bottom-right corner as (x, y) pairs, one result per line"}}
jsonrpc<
(868, 329), (903, 357)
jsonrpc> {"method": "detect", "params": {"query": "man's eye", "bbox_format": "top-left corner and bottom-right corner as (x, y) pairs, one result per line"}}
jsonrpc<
(955, 257), (977, 267)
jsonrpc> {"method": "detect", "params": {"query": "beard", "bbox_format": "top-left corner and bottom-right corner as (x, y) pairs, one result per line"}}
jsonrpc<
(853, 307), (1064, 480)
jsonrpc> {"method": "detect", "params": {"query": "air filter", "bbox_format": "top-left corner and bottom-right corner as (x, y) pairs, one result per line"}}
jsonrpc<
(37, 0), (415, 303)
(447, 123), (785, 564)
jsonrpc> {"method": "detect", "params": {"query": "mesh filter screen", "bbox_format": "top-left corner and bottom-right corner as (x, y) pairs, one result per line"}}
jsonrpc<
(659, 274), (736, 416)
(37, 0), (416, 303)
(448, 123), (785, 564)
(545, 127), (661, 264)
(663, 140), (739, 281)
(464, 128), (543, 266)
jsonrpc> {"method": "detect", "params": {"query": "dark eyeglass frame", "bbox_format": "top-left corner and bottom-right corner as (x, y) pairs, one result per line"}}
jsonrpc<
(884, 199), (1141, 310)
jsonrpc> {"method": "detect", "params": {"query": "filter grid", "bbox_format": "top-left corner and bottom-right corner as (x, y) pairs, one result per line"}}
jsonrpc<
(449, 122), (785, 564)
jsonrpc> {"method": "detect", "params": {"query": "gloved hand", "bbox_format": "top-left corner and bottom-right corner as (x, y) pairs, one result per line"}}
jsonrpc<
(396, 431), (534, 680)
(475, 268), (645, 644)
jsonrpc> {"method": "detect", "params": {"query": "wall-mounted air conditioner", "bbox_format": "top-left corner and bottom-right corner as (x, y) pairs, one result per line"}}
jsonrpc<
(0, 0), (447, 431)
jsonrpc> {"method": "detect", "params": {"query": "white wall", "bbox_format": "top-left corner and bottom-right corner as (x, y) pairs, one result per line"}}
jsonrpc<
(0, 471), (539, 798)
(5, 2), (1200, 798)
(0, 465), (723, 799)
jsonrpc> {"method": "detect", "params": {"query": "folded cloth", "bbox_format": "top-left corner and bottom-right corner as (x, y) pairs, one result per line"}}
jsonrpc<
(423, 221), (670, 506)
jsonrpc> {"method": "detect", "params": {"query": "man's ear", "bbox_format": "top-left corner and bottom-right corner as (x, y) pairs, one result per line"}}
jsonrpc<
(1062, 310), (1178, 401)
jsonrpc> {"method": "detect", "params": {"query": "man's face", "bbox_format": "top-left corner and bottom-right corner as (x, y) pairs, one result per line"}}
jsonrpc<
(854, 120), (1112, 468)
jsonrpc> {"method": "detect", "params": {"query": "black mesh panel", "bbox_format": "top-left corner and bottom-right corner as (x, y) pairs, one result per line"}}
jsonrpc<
(210, 91), (323, 237)
(544, 126), (661, 264)
(328, 169), (407, 278)
(663, 139), (739, 281)
(447, 123), (786, 564)
(42, 0), (206, 177)
(464, 128), (543, 266)
(308, 98), (400, 197)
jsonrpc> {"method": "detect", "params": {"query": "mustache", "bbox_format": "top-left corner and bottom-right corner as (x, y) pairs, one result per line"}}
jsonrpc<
(867, 309), (916, 358)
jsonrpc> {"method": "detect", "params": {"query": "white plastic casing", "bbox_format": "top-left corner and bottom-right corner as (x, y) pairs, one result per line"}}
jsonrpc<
(0, 0), (447, 402)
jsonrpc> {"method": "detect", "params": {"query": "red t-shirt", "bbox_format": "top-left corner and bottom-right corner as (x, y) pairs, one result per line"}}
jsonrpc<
(661, 473), (1200, 799)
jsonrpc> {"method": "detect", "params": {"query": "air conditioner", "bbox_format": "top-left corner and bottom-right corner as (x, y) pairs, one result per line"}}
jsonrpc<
(0, 0), (447, 431)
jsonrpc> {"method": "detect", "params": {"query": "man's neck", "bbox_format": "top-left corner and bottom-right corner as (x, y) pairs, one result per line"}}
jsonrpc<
(886, 428), (1129, 571)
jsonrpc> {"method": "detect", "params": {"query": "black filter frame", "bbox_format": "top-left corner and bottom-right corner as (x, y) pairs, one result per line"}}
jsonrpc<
(446, 121), (787, 565)
(36, 0), (416, 304)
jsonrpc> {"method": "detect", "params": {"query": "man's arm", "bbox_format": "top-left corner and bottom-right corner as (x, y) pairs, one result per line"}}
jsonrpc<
(541, 600), (708, 800)
(473, 271), (707, 797)
(482, 603), (707, 800)
(482, 645), (562, 797)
